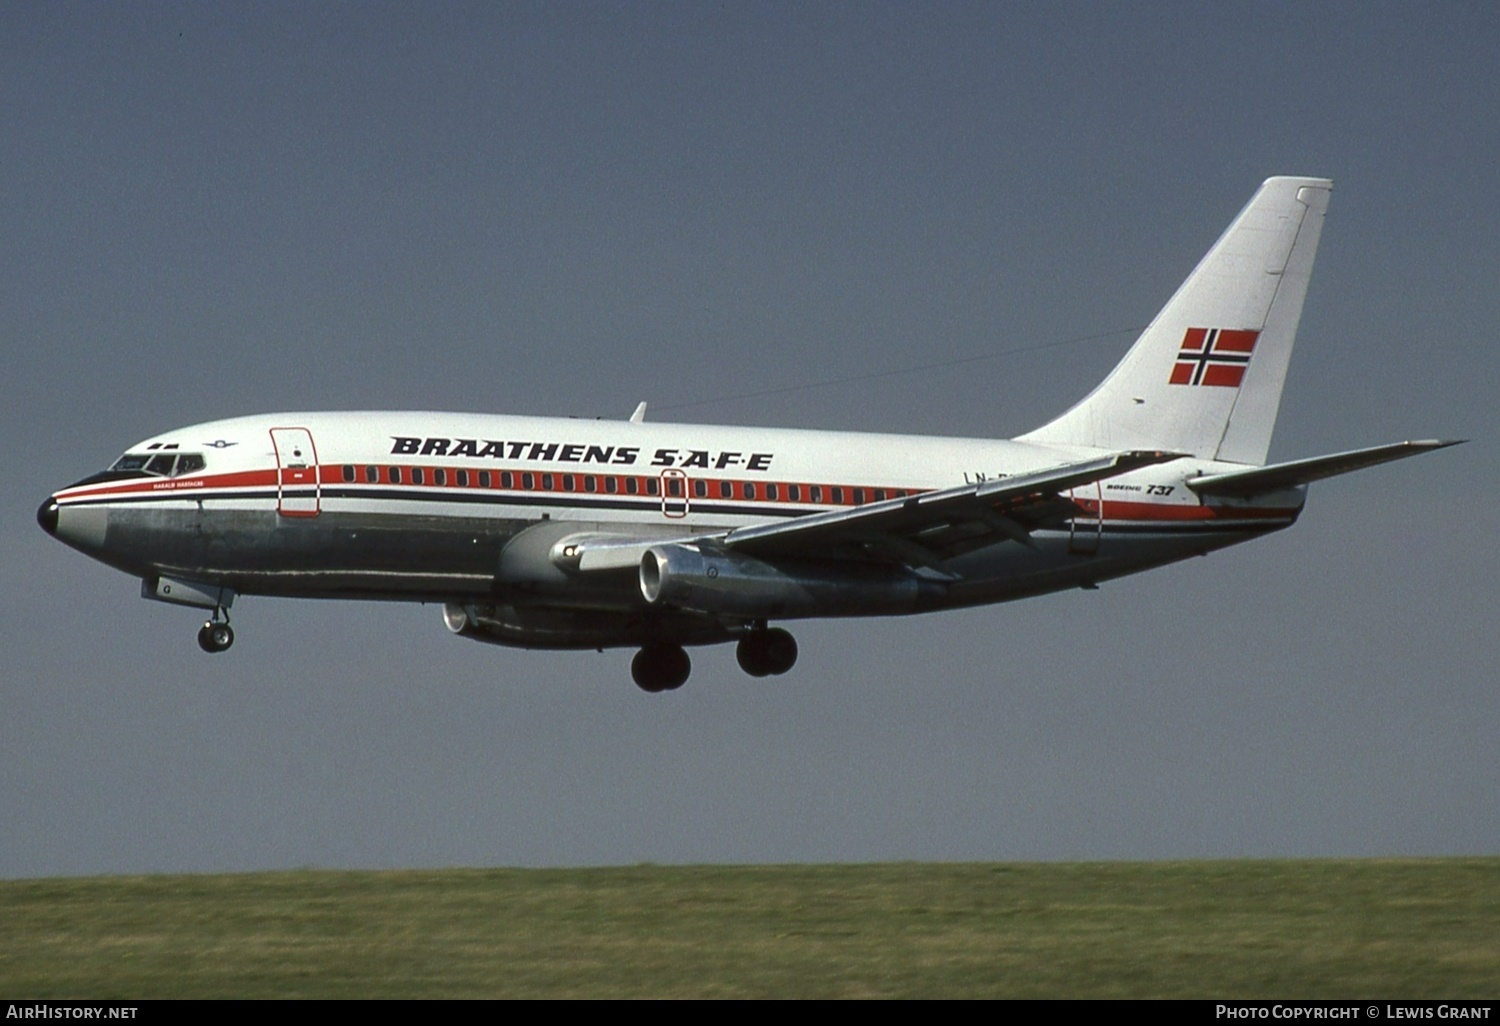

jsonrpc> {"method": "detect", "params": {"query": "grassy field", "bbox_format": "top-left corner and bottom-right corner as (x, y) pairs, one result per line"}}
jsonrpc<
(1, 859), (1496, 998)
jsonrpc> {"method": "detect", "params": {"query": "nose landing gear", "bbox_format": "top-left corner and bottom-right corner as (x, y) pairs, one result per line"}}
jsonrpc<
(196, 610), (234, 654)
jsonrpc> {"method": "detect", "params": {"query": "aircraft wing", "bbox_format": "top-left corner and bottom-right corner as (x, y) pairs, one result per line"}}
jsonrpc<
(563, 449), (1179, 576)
(722, 450), (1176, 568)
(1185, 440), (1463, 497)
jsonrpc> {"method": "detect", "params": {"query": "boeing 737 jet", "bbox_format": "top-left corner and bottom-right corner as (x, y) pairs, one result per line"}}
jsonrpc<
(38, 177), (1458, 691)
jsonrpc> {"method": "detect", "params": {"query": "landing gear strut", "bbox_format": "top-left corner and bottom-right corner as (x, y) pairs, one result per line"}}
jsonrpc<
(197, 609), (234, 654)
(736, 626), (797, 677)
(632, 643), (690, 692)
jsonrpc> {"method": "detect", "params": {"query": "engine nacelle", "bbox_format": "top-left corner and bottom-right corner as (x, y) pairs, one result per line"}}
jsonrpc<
(442, 601), (734, 651)
(639, 544), (925, 619)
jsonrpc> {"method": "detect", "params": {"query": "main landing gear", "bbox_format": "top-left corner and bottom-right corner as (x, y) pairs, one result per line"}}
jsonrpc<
(632, 643), (690, 693)
(737, 626), (797, 678)
(197, 609), (234, 654)
(630, 625), (799, 693)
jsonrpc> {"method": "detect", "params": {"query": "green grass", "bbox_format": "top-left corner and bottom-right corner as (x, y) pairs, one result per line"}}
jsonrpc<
(1, 859), (1496, 998)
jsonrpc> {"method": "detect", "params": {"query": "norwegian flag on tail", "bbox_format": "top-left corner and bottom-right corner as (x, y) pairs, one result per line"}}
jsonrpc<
(1169, 328), (1260, 387)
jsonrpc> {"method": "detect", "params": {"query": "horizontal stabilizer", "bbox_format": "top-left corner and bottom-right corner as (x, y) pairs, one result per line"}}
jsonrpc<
(1186, 440), (1463, 497)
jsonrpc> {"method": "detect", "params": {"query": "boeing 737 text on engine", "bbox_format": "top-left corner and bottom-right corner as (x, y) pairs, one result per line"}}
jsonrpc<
(38, 178), (1459, 692)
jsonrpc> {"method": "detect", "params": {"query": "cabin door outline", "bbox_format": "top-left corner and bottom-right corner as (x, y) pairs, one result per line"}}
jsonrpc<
(270, 427), (321, 517)
(1067, 482), (1102, 555)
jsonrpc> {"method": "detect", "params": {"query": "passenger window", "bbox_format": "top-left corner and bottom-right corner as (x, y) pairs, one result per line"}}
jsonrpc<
(501, 471), (513, 489)
(788, 484), (801, 502)
(342, 465), (356, 483)
(605, 477), (617, 494)
(365, 466), (378, 484)
(542, 474), (554, 490)
(522, 472), (534, 489)
(584, 476), (597, 492)
(742, 482), (755, 500)
(810, 485), (823, 503)
(412, 468), (425, 485)
(766, 483), (779, 501)
(873, 489), (886, 502)
(626, 478), (639, 495)
(831, 487), (844, 504)
(693, 479), (707, 498)
(388, 467), (401, 484)
(646, 479), (659, 496)
(562, 474), (575, 491)
(434, 468), (447, 486)
(479, 470), (491, 488)
(667, 478), (682, 497)
(456, 469), (469, 487)
(852, 488), (865, 505)
(719, 481), (732, 498)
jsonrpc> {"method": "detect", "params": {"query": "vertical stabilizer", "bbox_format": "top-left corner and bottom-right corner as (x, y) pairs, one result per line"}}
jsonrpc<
(1019, 176), (1332, 465)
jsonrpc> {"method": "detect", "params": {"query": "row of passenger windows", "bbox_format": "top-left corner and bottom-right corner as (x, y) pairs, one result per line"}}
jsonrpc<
(338, 464), (906, 506)
(111, 452), (207, 477)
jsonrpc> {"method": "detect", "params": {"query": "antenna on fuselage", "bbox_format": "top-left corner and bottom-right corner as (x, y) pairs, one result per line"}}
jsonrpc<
(629, 401), (648, 424)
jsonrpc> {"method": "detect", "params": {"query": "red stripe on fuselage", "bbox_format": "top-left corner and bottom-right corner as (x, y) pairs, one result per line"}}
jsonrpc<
(1074, 498), (1297, 521)
(54, 466), (1299, 526)
(55, 469), (278, 503)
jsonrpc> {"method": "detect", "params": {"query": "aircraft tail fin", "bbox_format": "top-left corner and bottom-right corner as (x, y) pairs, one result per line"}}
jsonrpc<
(1019, 176), (1333, 465)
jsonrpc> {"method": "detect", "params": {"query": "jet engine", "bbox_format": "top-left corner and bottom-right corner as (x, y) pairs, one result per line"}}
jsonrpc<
(639, 543), (929, 619)
(442, 601), (734, 651)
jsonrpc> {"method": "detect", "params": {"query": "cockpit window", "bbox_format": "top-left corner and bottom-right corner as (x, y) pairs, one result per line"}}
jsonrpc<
(108, 452), (207, 477)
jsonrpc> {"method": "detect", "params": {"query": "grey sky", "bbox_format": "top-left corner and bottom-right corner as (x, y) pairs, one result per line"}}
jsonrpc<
(4, 3), (1496, 876)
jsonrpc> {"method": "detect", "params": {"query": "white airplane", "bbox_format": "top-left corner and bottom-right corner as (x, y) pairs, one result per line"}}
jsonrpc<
(39, 177), (1458, 691)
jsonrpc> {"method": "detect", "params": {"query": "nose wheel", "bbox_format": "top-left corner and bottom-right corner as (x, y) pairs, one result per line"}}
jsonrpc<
(197, 612), (234, 654)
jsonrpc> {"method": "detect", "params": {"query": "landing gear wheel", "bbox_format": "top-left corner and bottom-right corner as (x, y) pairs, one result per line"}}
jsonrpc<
(737, 627), (797, 677)
(736, 636), (771, 677)
(632, 644), (690, 693)
(197, 621), (234, 654)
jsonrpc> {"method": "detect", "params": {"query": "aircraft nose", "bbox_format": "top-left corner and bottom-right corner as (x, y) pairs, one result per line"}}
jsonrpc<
(37, 497), (59, 536)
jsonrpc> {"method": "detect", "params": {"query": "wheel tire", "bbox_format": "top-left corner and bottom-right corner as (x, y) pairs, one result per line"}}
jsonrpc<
(736, 637), (771, 677)
(658, 645), (690, 690)
(761, 628), (797, 675)
(198, 623), (234, 653)
(739, 628), (797, 677)
(632, 645), (690, 692)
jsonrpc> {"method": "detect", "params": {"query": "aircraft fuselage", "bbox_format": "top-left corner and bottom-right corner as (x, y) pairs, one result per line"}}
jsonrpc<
(40, 411), (1300, 646)
(37, 177), (1455, 691)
